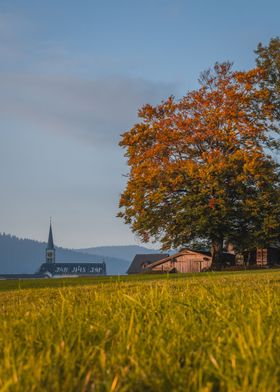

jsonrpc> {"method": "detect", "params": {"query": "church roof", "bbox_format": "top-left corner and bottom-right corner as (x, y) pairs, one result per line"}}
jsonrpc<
(47, 223), (55, 249)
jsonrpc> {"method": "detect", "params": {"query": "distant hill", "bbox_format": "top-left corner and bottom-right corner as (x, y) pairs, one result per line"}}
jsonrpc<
(0, 234), (130, 275)
(77, 245), (165, 261)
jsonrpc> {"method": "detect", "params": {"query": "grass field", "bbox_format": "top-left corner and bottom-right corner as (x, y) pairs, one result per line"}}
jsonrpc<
(1, 270), (280, 391)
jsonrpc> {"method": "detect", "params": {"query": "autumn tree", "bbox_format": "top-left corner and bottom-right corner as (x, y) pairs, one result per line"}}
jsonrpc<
(119, 63), (280, 264)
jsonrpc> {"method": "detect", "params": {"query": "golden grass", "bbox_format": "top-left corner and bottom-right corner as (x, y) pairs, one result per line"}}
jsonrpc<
(1, 271), (280, 391)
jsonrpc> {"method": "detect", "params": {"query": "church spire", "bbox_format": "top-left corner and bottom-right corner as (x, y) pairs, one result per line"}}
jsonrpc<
(46, 219), (55, 263)
(47, 219), (54, 250)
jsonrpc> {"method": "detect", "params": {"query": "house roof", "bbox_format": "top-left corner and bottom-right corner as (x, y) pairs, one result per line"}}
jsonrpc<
(145, 249), (212, 269)
(127, 254), (169, 274)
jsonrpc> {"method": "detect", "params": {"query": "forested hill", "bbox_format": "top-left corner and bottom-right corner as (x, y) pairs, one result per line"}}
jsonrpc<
(0, 233), (130, 275)
(78, 245), (163, 261)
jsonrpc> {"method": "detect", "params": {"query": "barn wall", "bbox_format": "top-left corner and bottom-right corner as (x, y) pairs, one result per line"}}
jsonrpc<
(176, 254), (212, 272)
(256, 248), (268, 265)
(150, 252), (212, 273)
(152, 260), (173, 271)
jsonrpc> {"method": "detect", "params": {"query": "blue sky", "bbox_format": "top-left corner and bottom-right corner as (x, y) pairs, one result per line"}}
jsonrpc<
(0, 0), (279, 248)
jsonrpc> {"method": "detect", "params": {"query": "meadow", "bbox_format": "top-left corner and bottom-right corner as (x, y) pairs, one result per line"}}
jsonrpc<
(1, 270), (280, 391)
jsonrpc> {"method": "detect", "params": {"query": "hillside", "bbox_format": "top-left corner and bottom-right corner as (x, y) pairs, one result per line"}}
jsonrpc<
(0, 234), (130, 275)
(78, 245), (164, 261)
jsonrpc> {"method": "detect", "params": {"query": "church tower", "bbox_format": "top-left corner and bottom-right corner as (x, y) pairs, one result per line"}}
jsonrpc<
(46, 220), (56, 264)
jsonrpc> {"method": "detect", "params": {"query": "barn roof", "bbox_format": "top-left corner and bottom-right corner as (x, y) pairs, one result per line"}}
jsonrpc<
(127, 254), (169, 274)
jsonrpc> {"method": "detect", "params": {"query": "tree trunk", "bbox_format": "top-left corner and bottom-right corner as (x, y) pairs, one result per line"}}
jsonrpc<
(211, 237), (224, 268)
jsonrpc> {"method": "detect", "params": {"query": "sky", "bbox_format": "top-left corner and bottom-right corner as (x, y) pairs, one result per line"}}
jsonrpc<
(0, 0), (279, 248)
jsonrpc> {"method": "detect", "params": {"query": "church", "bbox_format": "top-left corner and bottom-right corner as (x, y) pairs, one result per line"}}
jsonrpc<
(38, 222), (106, 277)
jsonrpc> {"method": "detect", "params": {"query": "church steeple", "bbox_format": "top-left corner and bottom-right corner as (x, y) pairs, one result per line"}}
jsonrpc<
(46, 219), (55, 263)
(47, 221), (54, 249)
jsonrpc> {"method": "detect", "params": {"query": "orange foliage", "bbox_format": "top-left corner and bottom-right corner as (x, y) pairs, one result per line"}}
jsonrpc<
(118, 62), (280, 251)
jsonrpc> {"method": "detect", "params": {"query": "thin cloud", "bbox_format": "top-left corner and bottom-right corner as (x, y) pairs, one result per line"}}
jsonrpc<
(0, 73), (176, 147)
(0, 10), (177, 147)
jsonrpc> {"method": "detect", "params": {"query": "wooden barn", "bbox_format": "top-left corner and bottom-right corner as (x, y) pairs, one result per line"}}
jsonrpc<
(144, 249), (213, 273)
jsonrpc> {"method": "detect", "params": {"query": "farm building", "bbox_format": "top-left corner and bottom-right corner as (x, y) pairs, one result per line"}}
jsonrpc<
(240, 247), (280, 266)
(127, 254), (169, 274)
(143, 249), (236, 273)
(144, 249), (213, 273)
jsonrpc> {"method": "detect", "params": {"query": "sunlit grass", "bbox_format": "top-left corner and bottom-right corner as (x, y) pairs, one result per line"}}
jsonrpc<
(1, 271), (280, 391)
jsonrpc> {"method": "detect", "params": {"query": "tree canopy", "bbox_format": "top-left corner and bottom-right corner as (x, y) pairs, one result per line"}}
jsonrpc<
(119, 45), (280, 263)
(255, 37), (280, 121)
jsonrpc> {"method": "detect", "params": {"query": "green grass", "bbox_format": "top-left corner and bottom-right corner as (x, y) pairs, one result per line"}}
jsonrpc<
(1, 271), (280, 391)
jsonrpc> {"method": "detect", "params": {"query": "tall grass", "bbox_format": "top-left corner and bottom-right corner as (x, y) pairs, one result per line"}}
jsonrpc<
(1, 271), (280, 391)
